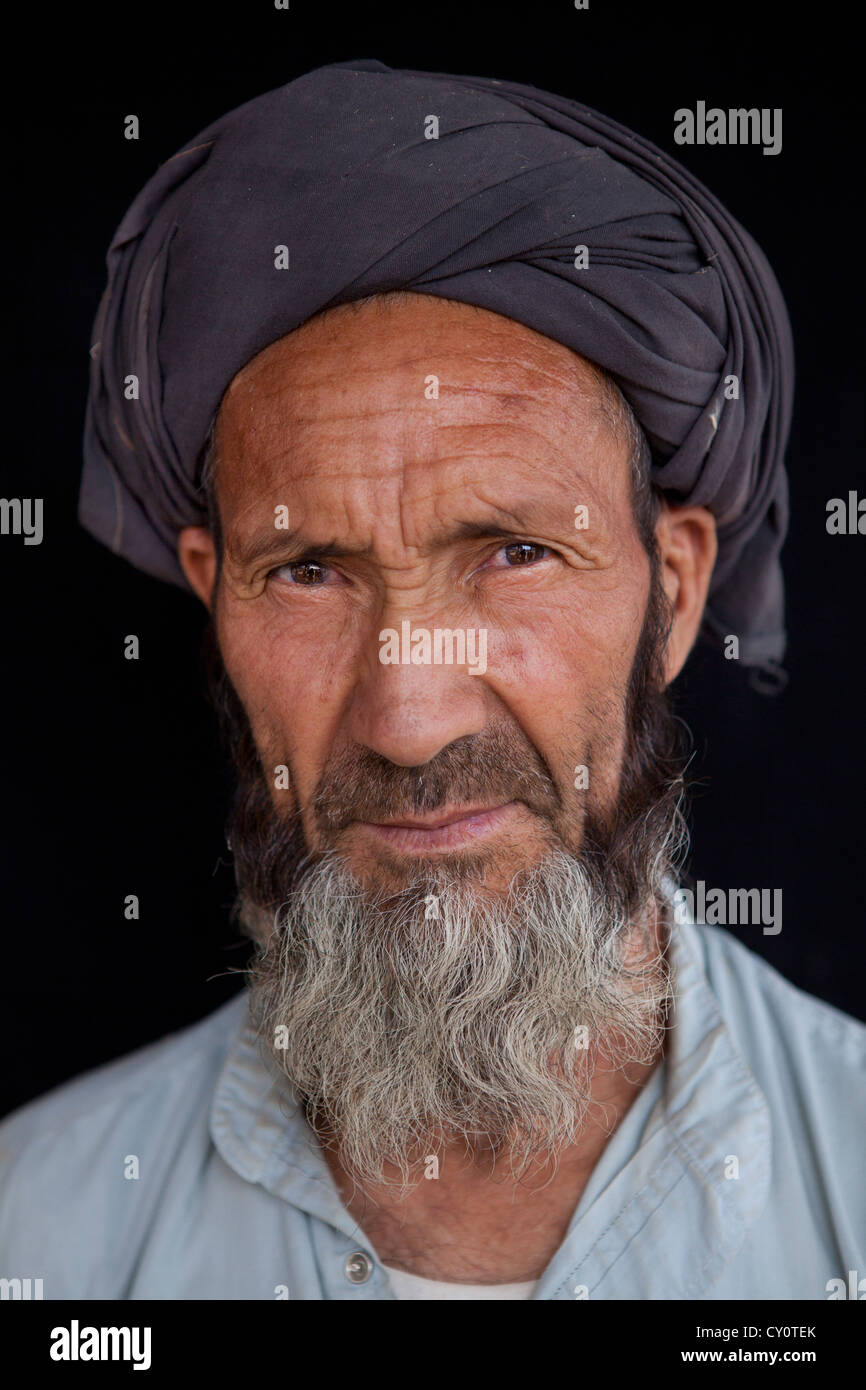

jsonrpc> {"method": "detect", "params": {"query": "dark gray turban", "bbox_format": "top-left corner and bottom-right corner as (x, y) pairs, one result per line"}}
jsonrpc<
(81, 58), (794, 678)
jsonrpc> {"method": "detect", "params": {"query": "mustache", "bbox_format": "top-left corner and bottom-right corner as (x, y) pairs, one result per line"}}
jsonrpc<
(312, 726), (563, 833)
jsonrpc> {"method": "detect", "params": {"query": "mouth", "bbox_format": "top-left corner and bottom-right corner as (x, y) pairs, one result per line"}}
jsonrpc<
(353, 801), (522, 852)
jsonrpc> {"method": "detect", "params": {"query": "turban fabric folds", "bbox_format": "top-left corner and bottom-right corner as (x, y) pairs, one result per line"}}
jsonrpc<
(81, 58), (794, 677)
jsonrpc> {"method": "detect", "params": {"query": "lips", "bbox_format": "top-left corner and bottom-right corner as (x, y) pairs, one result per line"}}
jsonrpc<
(368, 804), (510, 831)
(354, 801), (522, 852)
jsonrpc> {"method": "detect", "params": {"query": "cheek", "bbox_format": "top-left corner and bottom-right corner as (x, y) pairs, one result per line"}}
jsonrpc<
(491, 583), (644, 710)
(487, 585), (646, 792)
(216, 586), (372, 806)
(216, 600), (350, 799)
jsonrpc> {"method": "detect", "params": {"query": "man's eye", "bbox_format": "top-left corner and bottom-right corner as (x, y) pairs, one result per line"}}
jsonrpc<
(495, 542), (550, 567)
(273, 560), (331, 585)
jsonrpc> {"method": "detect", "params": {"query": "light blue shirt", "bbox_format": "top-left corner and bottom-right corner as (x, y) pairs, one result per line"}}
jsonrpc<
(1, 917), (863, 1299)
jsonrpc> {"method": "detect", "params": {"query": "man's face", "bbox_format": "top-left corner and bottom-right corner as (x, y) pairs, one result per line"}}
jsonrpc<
(179, 293), (717, 1184)
(208, 293), (652, 895)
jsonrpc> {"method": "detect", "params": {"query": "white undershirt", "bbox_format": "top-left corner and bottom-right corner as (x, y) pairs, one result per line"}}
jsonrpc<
(384, 1263), (537, 1300)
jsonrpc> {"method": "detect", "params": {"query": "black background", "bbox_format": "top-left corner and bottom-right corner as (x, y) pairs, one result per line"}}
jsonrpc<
(2, 0), (863, 1119)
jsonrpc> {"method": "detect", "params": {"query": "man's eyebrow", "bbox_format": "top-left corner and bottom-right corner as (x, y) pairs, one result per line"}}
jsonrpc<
(227, 531), (352, 568)
(449, 519), (536, 541)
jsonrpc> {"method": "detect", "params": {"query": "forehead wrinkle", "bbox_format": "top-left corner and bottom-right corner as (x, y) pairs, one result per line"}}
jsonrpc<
(430, 428), (627, 503)
(223, 342), (613, 475)
(446, 385), (533, 409)
(220, 428), (623, 535)
(435, 417), (604, 456)
(232, 354), (447, 402)
(226, 443), (617, 522)
(244, 401), (459, 432)
(230, 332), (605, 402)
(428, 347), (608, 405)
(218, 343), (625, 525)
(235, 409), (612, 475)
(230, 382), (544, 436)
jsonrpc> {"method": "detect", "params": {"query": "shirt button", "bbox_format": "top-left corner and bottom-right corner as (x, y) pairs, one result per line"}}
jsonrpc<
(344, 1251), (374, 1285)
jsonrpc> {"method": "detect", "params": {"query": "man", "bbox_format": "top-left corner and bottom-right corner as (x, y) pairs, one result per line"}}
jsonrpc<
(0, 60), (863, 1301)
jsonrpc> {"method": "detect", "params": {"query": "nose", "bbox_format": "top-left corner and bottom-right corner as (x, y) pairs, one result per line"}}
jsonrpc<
(344, 627), (490, 767)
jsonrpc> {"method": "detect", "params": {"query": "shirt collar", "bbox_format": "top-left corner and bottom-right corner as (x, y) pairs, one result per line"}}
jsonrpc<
(210, 907), (771, 1296)
(209, 996), (359, 1240)
(536, 910), (772, 1298)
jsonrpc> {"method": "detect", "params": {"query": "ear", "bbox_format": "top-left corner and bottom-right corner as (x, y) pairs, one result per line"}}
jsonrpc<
(178, 526), (218, 610)
(655, 502), (718, 685)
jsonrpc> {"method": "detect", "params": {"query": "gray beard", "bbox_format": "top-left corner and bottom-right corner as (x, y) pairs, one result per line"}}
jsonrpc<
(243, 836), (678, 1191)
